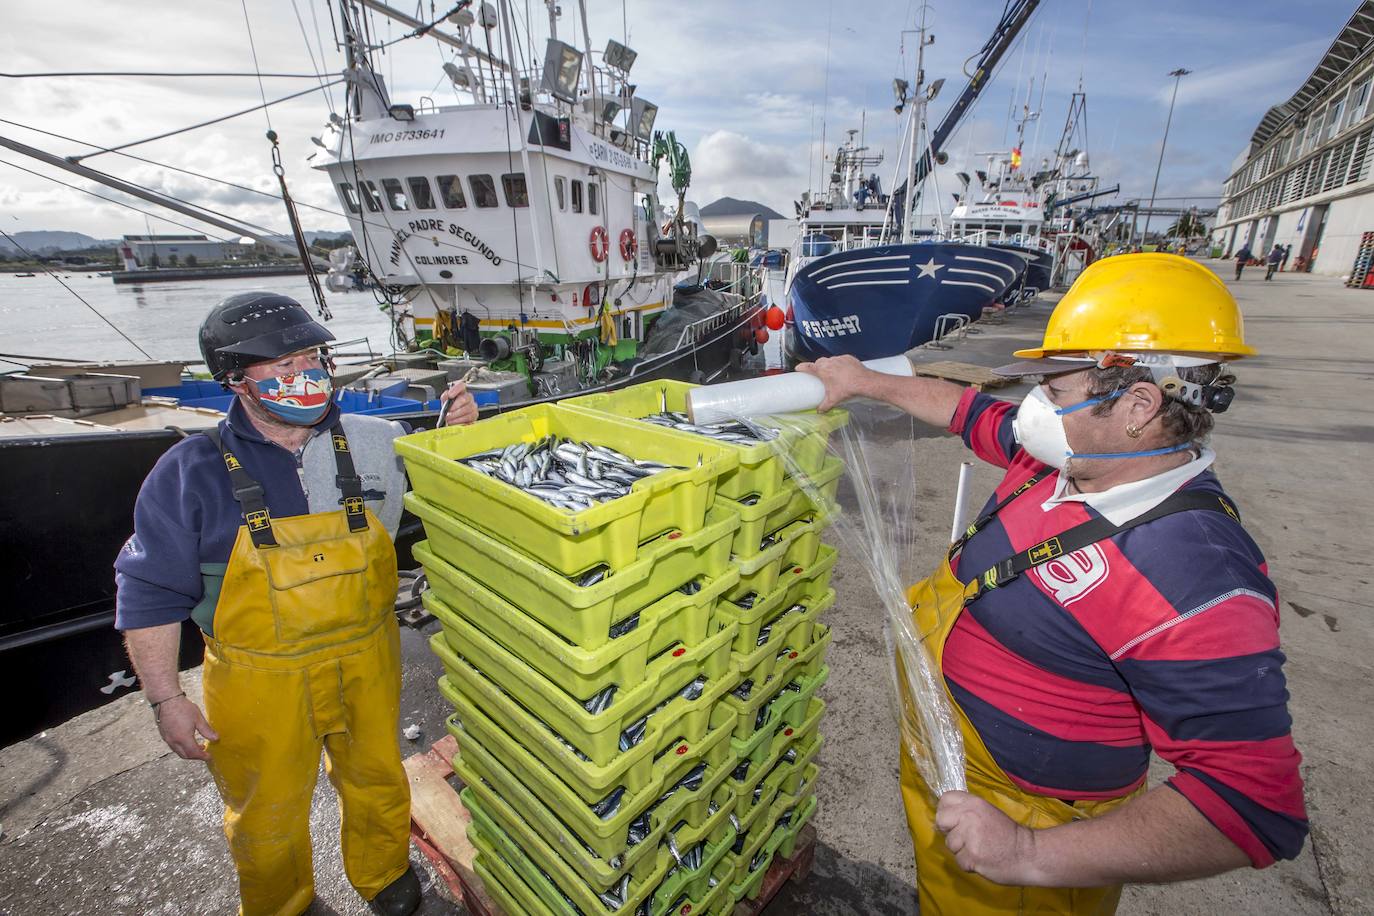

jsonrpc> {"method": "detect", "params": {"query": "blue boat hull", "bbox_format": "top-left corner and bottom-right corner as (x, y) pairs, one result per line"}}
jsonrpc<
(783, 242), (1027, 362)
(992, 243), (1053, 302)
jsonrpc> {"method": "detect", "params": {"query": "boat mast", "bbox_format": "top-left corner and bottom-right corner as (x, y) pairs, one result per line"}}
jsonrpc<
(901, 10), (930, 243)
(496, 0), (549, 285)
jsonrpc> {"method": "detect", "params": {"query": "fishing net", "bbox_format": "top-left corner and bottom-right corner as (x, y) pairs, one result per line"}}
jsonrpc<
(743, 403), (968, 798)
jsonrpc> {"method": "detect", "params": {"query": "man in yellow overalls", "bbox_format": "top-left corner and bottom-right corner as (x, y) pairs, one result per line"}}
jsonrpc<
(800, 255), (1308, 913)
(115, 293), (478, 915)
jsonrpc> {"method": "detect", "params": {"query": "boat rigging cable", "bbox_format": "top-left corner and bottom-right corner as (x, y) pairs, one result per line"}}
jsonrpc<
(0, 229), (153, 360)
(0, 117), (521, 269)
(67, 80), (344, 164)
(0, 71), (331, 79)
(241, 0), (332, 320)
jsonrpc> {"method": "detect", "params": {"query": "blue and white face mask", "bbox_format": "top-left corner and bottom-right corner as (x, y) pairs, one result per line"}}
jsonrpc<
(1013, 385), (1190, 469)
(250, 368), (333, 426)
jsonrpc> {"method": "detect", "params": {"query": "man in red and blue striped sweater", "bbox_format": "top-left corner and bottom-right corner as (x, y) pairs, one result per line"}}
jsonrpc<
(801, 254), (1306, 913)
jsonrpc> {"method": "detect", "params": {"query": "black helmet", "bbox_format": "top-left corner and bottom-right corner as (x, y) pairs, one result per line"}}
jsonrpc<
(199, 292), (334, 381)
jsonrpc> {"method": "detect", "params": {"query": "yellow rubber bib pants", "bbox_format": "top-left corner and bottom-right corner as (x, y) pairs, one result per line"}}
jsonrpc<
(901, 555), (1136, 915)
(200, 425), (411, 916)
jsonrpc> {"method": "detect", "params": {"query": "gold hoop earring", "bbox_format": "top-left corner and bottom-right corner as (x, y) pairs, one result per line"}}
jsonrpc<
(1126, 424), (1143, 439)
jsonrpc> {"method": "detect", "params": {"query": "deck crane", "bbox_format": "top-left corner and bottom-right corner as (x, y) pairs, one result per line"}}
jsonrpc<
(892, 0), (1041, 217)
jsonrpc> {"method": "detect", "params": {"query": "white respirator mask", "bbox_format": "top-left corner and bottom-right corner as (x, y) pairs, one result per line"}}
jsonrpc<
(1012, 384), (1191, 470)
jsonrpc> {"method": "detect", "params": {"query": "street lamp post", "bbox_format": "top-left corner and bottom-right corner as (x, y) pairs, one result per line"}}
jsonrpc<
(1140, 67), (1191, 247)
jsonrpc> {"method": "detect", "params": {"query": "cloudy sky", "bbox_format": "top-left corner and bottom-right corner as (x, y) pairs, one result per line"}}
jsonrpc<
(0, 0), (1359, 241)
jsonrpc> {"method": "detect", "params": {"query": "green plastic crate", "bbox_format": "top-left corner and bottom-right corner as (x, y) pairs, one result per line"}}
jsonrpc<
(459, 757), (737, 905)
(728, 792), (818, 902)
(731, 721), (825, 822)
(729, 693), (827, 792)
(723, 458), (844, 558)
(562, 379), (848, 500)
(437, 659), (737, 806)
(468, 785), (739, 916)
(724, 628), (831, 743)
(776, 512), (832, 570)
(408, 493), (741, 649)
(718, 546), (835, 657)
(395, 404), (738, 575)
(472, 848), (556, 916)
(449, 694), (734, 861)
(422, 544), (739, 701)
(427, 608), (736, 767)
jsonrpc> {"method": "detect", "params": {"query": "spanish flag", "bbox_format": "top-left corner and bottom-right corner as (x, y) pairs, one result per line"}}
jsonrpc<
(1011, 146), (1022, 170)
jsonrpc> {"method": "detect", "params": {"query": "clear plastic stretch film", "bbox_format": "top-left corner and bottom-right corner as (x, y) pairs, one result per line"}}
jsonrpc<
(685, 356), (915, 425)
(741, 406), (968, 797)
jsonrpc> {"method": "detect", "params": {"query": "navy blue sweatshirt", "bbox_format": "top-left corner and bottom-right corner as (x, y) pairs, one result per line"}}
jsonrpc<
(114, 398), (408, 631)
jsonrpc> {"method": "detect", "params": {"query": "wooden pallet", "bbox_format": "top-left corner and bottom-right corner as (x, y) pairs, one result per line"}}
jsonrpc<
(405, 735), (817, 916)
(910, 360), (1013, 391)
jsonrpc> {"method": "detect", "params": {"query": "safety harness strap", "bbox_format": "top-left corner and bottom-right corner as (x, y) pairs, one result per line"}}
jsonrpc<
(205, 427), (278, 549)
(974, 490), (1242, 592)
(948, 469), (1055, 557)
(327, 422), (369, 533)
(205, 422), (369, 549)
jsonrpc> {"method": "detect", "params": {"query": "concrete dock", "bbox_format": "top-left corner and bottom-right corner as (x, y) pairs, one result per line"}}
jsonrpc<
(1, 261), (1370, 914)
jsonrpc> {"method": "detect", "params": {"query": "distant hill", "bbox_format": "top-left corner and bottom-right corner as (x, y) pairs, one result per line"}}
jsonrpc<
(304, 230), (351, 244)
(700, 197), (785, 221)
(0, 230), (108, 253)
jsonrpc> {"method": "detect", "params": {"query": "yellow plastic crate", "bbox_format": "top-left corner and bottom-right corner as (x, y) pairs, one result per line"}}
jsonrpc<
(453, 704), (731, 863)
(725, 508), (832, 602)
(407, 493), (741, 649)
(562, 379), (848, 500)
(438, 661), (737, 806)
(395, 404), (738, 575)
(718, 546), (835, 656)
(467, 783), (739, 916)
(421, 543), (739, 701)
(728, 589), (835, 684)
(724, 458), (845, 558)
(427, 615), (735, 767)
(458, 756), (737, 904)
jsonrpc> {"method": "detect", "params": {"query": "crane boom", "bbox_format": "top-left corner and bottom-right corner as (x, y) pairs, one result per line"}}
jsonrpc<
(896, 0), (1041, 211)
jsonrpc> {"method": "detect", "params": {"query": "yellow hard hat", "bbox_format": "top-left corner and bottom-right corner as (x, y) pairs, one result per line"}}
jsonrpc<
(1007, 254), (1257, 367)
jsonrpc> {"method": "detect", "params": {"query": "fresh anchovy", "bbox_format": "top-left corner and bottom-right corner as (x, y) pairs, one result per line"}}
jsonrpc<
(678, 579), (702, 595)
(776, 806), (796, 829)
(592, 785), (625, 820)
(756, 625), (774, 647)
(577, 564), (610, 587)
(729, 812), (742, 834)
(459, 435), (682, 511)
(582, 684), (617, 714)
(731, 679), (754, 700)
(619, 715), (648, 752)
(608, 611), (640, 639)
(640, 411), (780, 443)
(735, 592), (758, 609)
(596, 873), (632, 910)
(782, 746), (798, 764)
(732, 760), (751, 781)
(625, 811), (652, 847)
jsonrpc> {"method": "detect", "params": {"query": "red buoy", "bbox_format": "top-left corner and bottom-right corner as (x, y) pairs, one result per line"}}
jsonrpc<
(755, 327), (770, 344)
(764, 305), (785, 330)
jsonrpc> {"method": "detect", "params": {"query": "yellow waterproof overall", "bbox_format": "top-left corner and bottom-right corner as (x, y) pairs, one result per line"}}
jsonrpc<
(199, 425), (411, 916)
(900, 472), (1230, 914)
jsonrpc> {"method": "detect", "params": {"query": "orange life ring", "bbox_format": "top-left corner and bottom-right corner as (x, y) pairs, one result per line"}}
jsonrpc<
(619, 228), (638, 262)
(589, 226), (609, 262)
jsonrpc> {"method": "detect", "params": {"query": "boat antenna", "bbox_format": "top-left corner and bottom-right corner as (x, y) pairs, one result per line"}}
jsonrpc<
(0, 229), (152, 359)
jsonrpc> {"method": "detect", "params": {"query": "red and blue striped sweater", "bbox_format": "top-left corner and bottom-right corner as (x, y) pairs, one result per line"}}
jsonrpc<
(944, 389), (1307, 866)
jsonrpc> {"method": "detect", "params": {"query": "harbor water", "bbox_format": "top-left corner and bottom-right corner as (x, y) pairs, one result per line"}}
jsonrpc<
(0, 273), (398, 368)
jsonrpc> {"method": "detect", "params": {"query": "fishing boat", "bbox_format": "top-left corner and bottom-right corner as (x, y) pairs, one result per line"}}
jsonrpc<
(781, 3), (1040, 364)
(0, 0), (761, 744)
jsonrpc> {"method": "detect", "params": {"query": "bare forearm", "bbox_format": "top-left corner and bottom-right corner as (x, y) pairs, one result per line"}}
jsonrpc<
(858, 371), (966, 429)
(1026, 786), (1250, 886)
(123, 623), (185, 701)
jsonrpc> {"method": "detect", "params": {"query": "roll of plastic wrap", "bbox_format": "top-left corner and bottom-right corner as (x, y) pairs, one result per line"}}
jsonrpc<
(686, 355), (914, 424)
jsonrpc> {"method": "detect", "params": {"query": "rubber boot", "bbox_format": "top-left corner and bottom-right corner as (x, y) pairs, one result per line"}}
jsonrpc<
(369, 865), (421, 916)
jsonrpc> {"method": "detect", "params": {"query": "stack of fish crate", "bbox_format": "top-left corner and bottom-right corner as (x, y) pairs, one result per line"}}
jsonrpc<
(566, 381), (843, 906)
(395, 386), (843, 915)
